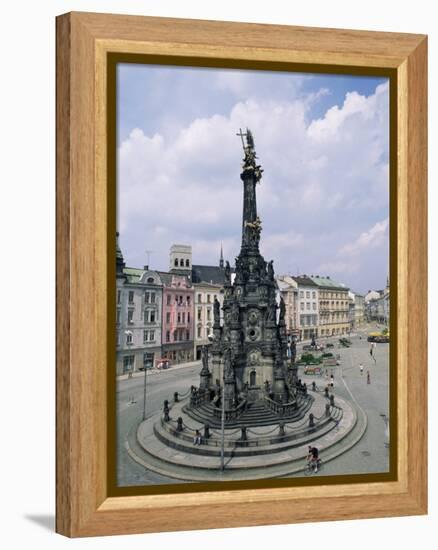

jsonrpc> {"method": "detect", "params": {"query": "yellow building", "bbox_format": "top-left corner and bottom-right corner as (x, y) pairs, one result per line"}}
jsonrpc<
(310, 276), (350, 337)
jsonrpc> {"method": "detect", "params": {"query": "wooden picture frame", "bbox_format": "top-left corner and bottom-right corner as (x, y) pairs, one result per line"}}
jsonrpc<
(56, 11), (427, 537)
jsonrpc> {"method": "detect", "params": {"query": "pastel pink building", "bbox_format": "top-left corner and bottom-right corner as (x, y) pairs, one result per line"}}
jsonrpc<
(160, 273), (194, 364)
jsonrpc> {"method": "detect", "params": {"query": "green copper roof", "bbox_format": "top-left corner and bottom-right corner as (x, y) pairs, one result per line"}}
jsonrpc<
(309, 275), (349, 290)
(123, 267), (144, 283)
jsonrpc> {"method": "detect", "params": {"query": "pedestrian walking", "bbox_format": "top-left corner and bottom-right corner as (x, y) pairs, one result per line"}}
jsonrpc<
(359, 363), (364, 375)
(367, 370), (371, 384)
(193, 429), (202, 445)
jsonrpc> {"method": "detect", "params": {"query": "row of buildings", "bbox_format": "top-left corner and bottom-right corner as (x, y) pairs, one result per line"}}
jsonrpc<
(364, 282), (390, 325)
(116, 238), (369, 375)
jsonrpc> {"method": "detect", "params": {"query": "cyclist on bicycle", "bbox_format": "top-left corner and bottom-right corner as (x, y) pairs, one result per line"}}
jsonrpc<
(307, 445), (320, 472)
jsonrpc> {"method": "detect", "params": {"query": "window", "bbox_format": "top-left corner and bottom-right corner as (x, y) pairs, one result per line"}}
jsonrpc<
(180, 259), (184, 267)
(151, 292), (156, 303)
(173, 330), (178, 341)
(306, 291), (310, 298)
(128, 310), (134, 324)
(177, 312), (181, 323)
(187, 312), (191, 323)
(186, 330), (190, 340)
(214, 294), (217, 301)
(175, 295), (178, 303)
(150, 311), (155, 323)
(166, 294), (171, 305)
(187, 296), (191, 306)
(174, 258), (178, 267)
(300, 291), (304, 298)
(117, 290), (121, 304)
(116, 309), (121, 324)
(149, 330), (155, 342)
(185, 259), (190, 267)
(312, 291), (316, 299)
(143, 330), (148, 343)
(126, 332), (133, 345)
(198, 294), (202, 303)
(147, 277), (154, 283)
(179, 295), (183, 305)
(143, 352), (154, 369)
(166, 331), (170, 343)
(197, 308), (202, 321)
(123, 355), (134, 373)
(182, 312), (185, 323)
(306, 302), (310, 310)
(313, 303), (316, 310)
(145, 291), (150, 303)
(207, 294), (211, 303)
(128, 291), (134, 303)
(166, 312), (170, 323)
(207, 309), (211, 320)
(300, 303), (304, 311)
(197, 326), (202, 338)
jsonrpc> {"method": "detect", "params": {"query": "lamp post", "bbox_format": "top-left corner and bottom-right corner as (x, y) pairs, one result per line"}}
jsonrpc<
(142, 363), (148, 421)
(220, 367), (225, 471)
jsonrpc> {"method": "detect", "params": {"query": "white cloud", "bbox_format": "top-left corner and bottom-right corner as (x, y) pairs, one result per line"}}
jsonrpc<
(118, 80), (389, 293)
(338, 219), (389, 257)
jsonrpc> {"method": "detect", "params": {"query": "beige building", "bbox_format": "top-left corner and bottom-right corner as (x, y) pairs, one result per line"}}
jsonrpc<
(309, 275), (350, 337)
(291, 276), (319, 340)
(276, 275), (299, 338)
(193, 282), (224, 359)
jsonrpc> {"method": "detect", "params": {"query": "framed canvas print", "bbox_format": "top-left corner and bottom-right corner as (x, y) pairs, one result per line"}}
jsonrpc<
(56, 12), (427, 537)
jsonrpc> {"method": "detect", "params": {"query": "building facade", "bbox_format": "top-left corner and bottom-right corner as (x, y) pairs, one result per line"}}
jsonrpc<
(309, 275), (350, 337)
(194, 282), (224, 359)
(353, 293), (365, 328)
(160, 272), (195, 364)
(115, 236), (163, 375)
(276, 275), (299, 338)
(292, 276), (319, 340)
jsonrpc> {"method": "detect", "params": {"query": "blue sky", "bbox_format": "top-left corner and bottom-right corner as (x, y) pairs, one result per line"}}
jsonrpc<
(117, 64), (389, 295)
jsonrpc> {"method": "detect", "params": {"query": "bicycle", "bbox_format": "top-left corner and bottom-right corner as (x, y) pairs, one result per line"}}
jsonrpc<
(303, 457), (322, 475)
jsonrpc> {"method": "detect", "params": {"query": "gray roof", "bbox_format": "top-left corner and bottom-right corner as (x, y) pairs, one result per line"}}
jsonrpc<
(191, 264), (227, 285)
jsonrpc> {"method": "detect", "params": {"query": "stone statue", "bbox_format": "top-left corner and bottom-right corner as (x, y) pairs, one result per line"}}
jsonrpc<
(201, 345), (209, 371)
(213, 297), (220, 325)
(267, 260), (274, 281)
(244, 216), (262, 237)
(231, 300), (239, 323)
(279, 296), (286, 321)
(225, 260), (231, 283)
(224, 348), (233, 378)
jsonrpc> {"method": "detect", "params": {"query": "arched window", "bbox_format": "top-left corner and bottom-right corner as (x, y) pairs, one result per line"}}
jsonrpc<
(250, 370), (256, 386)
(174, 258), (178, 267)
(185, 259), (190, 267)
(147, 277), (154, 283)
(180, 259), (184, 267)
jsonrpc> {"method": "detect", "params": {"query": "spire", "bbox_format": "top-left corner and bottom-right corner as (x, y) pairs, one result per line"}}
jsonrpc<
(219, 243), (224, 268)
(116, 232), (126, 277)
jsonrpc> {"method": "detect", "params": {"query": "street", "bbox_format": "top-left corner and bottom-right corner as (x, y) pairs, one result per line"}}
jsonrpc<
(116, 324), (389, 485)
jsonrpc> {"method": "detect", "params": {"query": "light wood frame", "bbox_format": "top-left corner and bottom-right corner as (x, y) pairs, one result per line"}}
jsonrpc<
(56, 11), (427, 537)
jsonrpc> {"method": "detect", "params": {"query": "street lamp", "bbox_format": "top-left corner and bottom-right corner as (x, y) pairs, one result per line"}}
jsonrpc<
(142, 361), (148, 421)
(208, 333), (225, 471)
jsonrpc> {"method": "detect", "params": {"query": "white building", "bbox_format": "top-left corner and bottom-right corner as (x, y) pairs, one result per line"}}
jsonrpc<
(116, 236), (163, 375)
